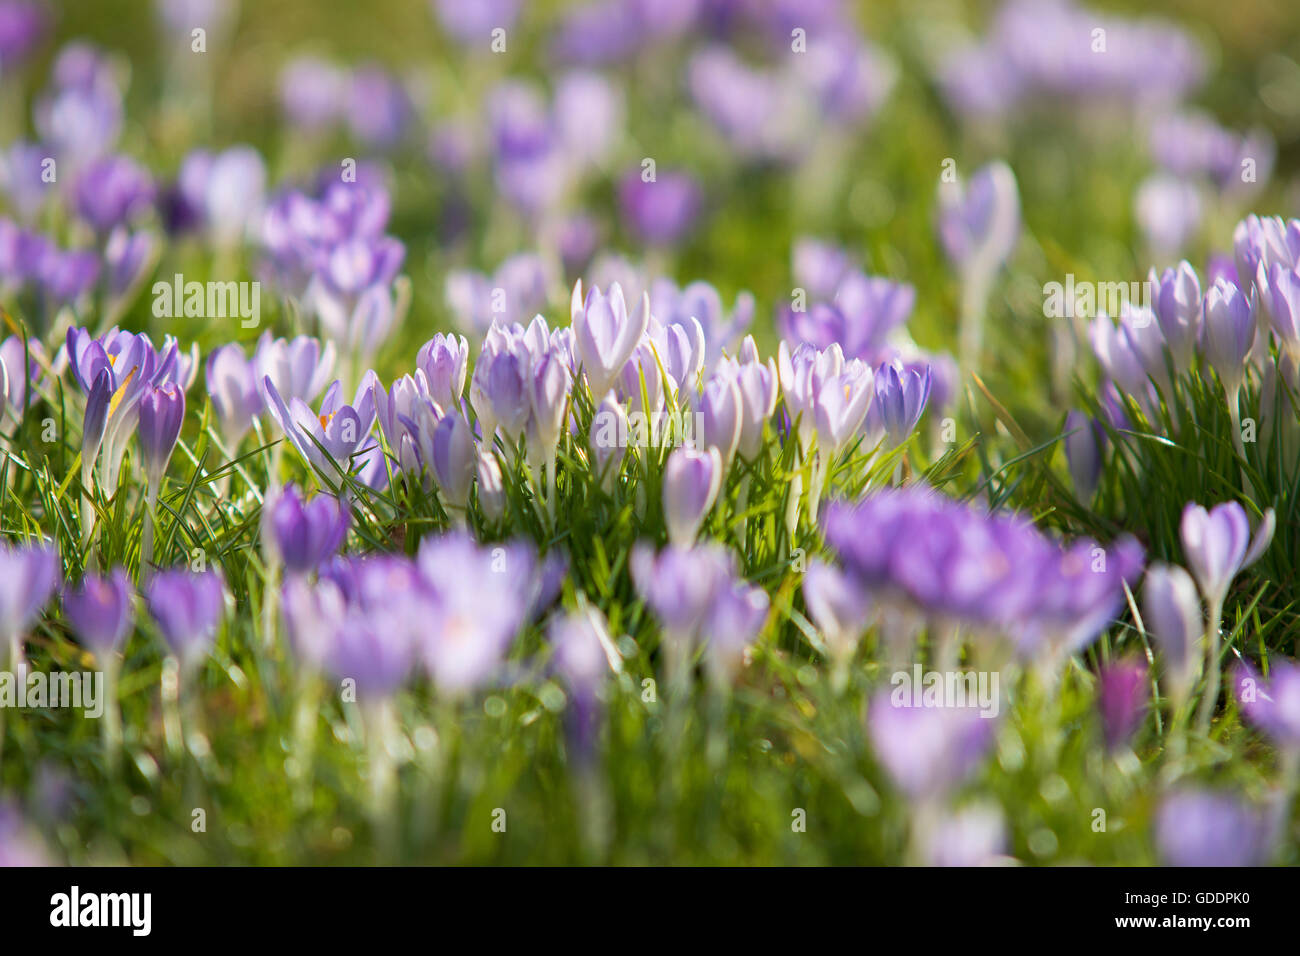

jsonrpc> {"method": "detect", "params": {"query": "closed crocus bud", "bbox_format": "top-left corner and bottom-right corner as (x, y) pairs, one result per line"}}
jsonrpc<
(698, 373), (742, 470)
(416, 332), (469, 413)
(1202, 277), (1256, 398)
(205, 344), (262, 449)
(62, 569), (134, 653)
(0, 541), (59, 668)
(145, 568), (226, 671)
(1152, 261), (1201, 373)
(1097, 658), (1148, 751)
(802, 559), (872, 661)
(873, 361), (931, 448)
(571, 280), (649, 399)
(589, 391), (627, 486)
(263, 483), (348, 575)
(137, 383), (185, 488)
(254, 333), (336, 410)
(73, 154), (154, 233)
(475, 449), (506, 521)
(936, 159), (1020, 278)
(1063, 410), (1105, 502)
(702, 581), (768, 687)
(733, 357), (778, 460)
(1142, 564), (1203, 707)
(431, 412), (476, 510)
(528, 348), (571, 463)
(662, 445), (722, 546)
(1265, 264), (1300, 363)
(1180, 502), (1274, 609)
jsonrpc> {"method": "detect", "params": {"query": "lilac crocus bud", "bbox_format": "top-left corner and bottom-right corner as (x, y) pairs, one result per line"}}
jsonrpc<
(1235, 661), (1300, 752)
(263, 483), (348, 575)
(1063, 411), (1105, 502)
(873, 361), (931, 448)
(1142, 564), (1203, 707)
(589, 391), (628, 484)
(431, 412), (476, 510)
(145, 568), (226, 671)
(698, 373), (742, 470)
(528, 348), (572, 463)
(1096, 658), (1148, 751)
(662, 446), (722, 546)
(936, 159), (1020, 278)
(1265, 264), (1300, 362)
(1156, 789), (1270, 867)
(1152, 260), (1201, 373)
(702, 582), (768, 686)
(278, 56), (346, 131)
(73, 154), (154, 233)
(254, 333), (336, 410)
(0, 541), (59, 668)
(630, 542), (737, 638)
(571, 280), (650, 399)
(104, 228), (155, 297)
(137, 383), (185, 489)
(416, 332), (468, 413)
(62, 569), (133, 653)
(802, 559), (872, 661)
(732, 356), (778, 460)
(1180, 502), (1274, 609)
(475, 450), (506, 521)
(1202, 277), (1256, 398)
(205, 344), (262, 449)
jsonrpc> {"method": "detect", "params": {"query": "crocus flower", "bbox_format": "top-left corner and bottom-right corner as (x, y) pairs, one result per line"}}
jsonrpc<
(476, 450), (506, 520)
(205, 344), (262, 449)
(62, 569), (133, 653)
(0, 335), (44, 430)
(868, 692), (997, 800)
(0, 805), (50, 867)
(630, 542), (737, 639)
(1097, 658), (1148, 750)
(872, 360), (931, 448)
(697, 373), (742, 470)
(802, 559), (872, 662)
(1151, 260), (1201, 374)
(263, 483), (348, 575)
(923, 804), (1009, 867)
(571, 280), (650, 399)
(278, 56), (346, 131)
(72, 154), (154, 233)
(254, 333), (336, 412)
(1180, 501), (1274, 610)
(137, 383), (185, 489)
(430, 411), (477, 510)
(1202, 277), (1256, 400)
(1063, 410), (1105, 502)
(264, 373), (386, 489)
(1142, 564), (1203, 707)
(0, 541), (58, 668)
(415, 333), (469, 413)
(325, 604), (415, 697)
(549, 604), (617, 761)
(103, 227), (155, 297)
(936, 160), (1019, 279)
(1234, 660), (1300, 752)
(662, 446), (723, 546)
(702, 581), (768, 686)
(528, 349), (572, 465)
(1156, 789), (1270, 867)
(1264, 264), (1300, 364)
(718, 351), (779, 460)
(618, 168), (701, 245)
(145, 568), (226, 670)
(589, 391), (628, 484)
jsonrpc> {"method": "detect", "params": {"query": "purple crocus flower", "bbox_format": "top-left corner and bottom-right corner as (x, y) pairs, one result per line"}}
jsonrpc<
(802, 559), (872, 661)
(430, 411), (477, 509)
(1156, 789), (1270, 867)
(1151, 260), (1201, 374)
(1180, 501), (1274, 609)
(924, 804), (1009, 867)
(868, 692), (997, 800)
(0, 141), (55, 220)
(0, 1), (46, 67)
(570, 280), (650, 399)
(346, 66), (412, 149)
(1142, 564), (1203, 706)
(0, 541), (58, 668)
(549, 604), (616, 762)
(1097, 658), (1148, 750)
(103, 227), (155, 297)
(716, 350), (779, 460)
(62, 569), (133, 653)
(0, 335), (44, 430)
(618, 168), (701, 246)
(1234, 660), (1300, 751)
(325, 604), (415, 698)
(415, 533), (533, 693)
(697, 373), (742, 470)
(73, 154), (154, 234)
(205, 344), (262, 449)
(137, 383), (185, 489)
(702, 580), (768, 685)
(936, 160), (1020, 278)
(1202, 278), (1256, 398)
(1063, 410), (1105, 503)
(415, 333), (469, 413)
(650, 278), (754, 365)
(872, 360), (931, 448)
(265, 372), (386, 489)
(33, 42), (124, 162)
(144, 567), (226, 669)
(431, 0), (520, 45)
(254, 333), (336, 411)
(1264, 264), (1300, 363)
(662, 446), (723, 546)
(630, 542), (738, 638)
(263, 483), (348, 575)
(278, 56), (346, 131)
(38, 246), (100, 306)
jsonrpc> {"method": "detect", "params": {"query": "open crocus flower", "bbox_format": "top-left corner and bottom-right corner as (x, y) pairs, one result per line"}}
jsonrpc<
(1234, 660), (1300, 752)
(1155, 789), (1272, 867)
(262, 483), (348, 575)
(264, 372), (386, 489)
(570, 280), (649, 399)
(254, 332), (336, 413)
(868, 692), (997, 801)
(1179, 501), (1274, 611)
(205, 344), (263, 449)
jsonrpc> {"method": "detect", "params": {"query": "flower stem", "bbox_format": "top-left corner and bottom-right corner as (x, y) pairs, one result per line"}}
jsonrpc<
(1195, 599), (1225, 736)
